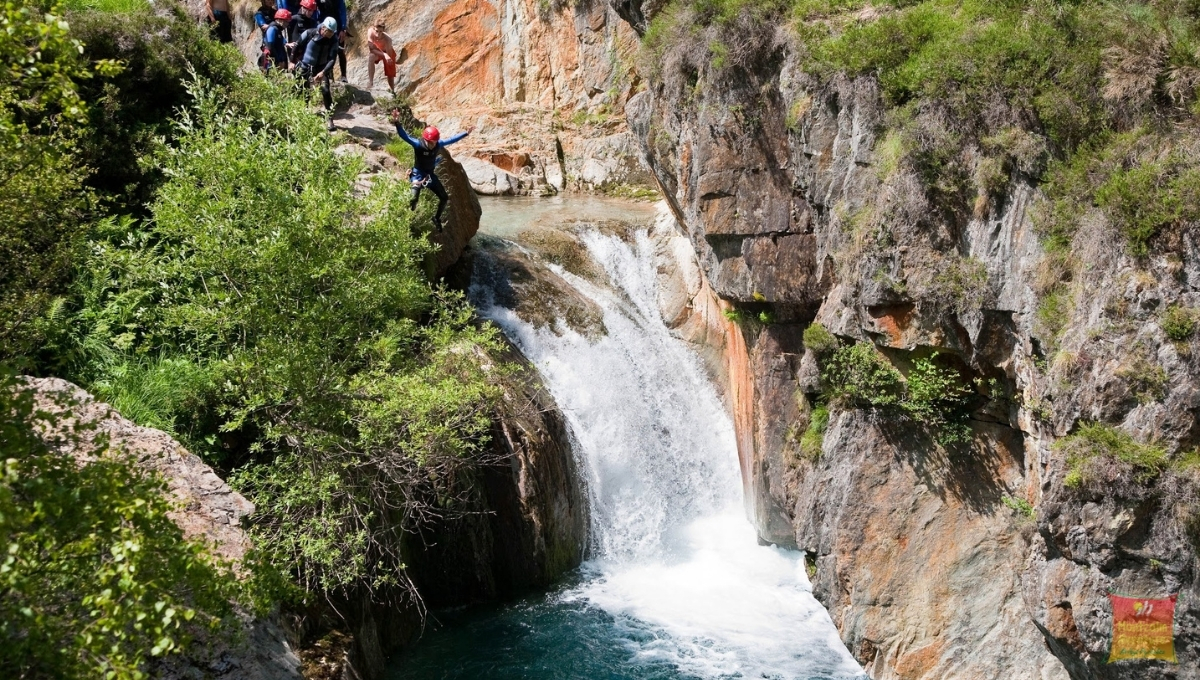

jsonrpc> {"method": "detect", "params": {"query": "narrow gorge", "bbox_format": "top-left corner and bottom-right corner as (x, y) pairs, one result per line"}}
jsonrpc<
(4, 0), (1200, 678)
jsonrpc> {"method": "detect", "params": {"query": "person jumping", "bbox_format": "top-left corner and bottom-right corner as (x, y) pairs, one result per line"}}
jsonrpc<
(388, 110), (472, 231)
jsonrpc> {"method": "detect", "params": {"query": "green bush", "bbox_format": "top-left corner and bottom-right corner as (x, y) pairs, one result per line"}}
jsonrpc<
(800, 404), (829, 461)
(0, 372), (244, 679)
(1058, 422), (1168, 492)
(821, 343), (974, 443)
(0, 0), (114, 363)
(1162, 304), (1196, 341)
(803, 322), (839, 355)
(1001, 495), (1036, 519)
(50, 77), (505, 599)
(823, 342), (903, 408)
(1035, 285), (1073, 344)
(1115, 349), (1169, 404)
(902, 352), (973, 443)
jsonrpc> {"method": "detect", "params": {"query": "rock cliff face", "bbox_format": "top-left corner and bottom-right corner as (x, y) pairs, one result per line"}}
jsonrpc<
(621, 7), (1200, 679)
(347, 0), (651, 194)
(214, 0), (653, 194)
(336, 338), (588, 679)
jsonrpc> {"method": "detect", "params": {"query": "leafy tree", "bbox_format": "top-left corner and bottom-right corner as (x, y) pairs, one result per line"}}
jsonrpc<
(0, 0), (119, 361)
(67, 6), (242, 215)
(51, 76), (505, 600)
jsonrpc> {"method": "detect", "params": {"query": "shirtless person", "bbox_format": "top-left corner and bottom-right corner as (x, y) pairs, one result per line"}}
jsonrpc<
(206, 0), (233, 43)
(366, 22), (397, 93)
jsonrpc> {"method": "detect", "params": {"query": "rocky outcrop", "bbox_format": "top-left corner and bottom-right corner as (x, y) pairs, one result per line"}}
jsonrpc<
(338, 334), (588, 680)
(624, 11), (1200, 680)
(24, 377), (303, 680)
(25, 351), (586, 680)
(402, 338), (589, 606)
(213, 0), (654, 194)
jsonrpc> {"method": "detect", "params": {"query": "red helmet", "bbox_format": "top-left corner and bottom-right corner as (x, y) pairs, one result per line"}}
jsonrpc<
(274, 8), (291, 21)
(422, 126), (440, 143)
(300, 0), (317, 10)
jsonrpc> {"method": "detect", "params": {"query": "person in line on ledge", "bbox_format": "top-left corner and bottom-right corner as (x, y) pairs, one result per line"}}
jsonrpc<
(294, 17), (342, 130)
(261, 8), (292, 73)
(287, 0), (320, 49)
(366, 21), (397, 93)
(206, 0), (233, 43)
(315, 0), (349, 82)
(252, 0), (276, 37)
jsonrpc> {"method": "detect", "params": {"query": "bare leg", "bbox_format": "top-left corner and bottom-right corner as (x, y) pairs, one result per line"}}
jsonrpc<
(367, 55), (375, 89)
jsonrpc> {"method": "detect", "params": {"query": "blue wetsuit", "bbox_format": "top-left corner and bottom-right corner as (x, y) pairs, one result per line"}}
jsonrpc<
(394, 125), (469, 227)
(253, 6), (273, 31)
(264, 23), (289, 71)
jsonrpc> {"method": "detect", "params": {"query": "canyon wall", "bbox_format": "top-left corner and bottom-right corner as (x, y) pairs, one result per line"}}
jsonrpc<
(348, 0), (652, 194)
(620, 5), (1200, 679)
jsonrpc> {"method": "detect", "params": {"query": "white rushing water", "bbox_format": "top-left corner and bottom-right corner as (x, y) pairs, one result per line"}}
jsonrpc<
(472, 225), (864, 679)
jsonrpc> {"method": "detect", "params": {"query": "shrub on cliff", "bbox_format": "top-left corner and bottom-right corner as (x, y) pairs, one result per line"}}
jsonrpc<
(822, 342), (974, 444)
(48, 76), (504, 601)
(0, 373), (245, 679)
(799, 403), (829, 460)
(1059, 422), (1168, 496)
(802, 322), (839, 355)
(823, 342), (903, 408)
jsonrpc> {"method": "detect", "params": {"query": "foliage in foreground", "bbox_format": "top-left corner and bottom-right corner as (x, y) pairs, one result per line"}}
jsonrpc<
(47, 76), (505, 599)
(0, 0), (241, 365)
(0, 373), (242, 679)
(0, 0), (112, 363)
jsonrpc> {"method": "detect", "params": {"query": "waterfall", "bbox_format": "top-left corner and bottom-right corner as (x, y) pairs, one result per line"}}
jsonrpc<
(469, 221), (866, 679)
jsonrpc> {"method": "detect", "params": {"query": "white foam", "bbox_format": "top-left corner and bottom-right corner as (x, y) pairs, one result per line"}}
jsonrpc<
(473, 227), (864, 679)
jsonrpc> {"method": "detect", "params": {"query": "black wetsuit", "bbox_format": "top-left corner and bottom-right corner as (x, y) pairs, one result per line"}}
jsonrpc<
(315, 0), (347, 79)
(295, 29), (340, 110)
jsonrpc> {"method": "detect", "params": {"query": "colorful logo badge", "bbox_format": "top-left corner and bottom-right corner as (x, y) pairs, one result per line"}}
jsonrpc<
(1108, 593), (1177, 662)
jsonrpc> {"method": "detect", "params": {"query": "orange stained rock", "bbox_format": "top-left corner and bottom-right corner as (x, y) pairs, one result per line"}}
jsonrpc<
(398, 0), (503, 108)
(893, 639), (948, 680)
(869, 303), (915, 346)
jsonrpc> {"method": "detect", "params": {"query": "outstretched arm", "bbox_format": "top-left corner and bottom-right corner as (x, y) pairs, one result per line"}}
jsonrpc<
(439, 128), (472, 147)
(388, 111), (422, 147)
(394, 125), (421, 147)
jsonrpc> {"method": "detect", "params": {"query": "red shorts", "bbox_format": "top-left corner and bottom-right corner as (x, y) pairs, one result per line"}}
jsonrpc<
(372, 46), (396, 78)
